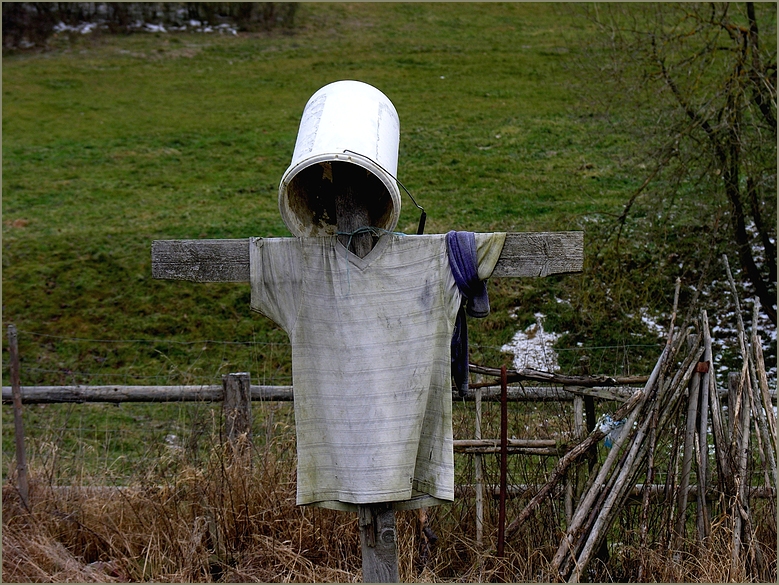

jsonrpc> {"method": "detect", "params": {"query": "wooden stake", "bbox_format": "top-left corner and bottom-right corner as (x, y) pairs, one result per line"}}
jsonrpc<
(637, 404), (658, 582)
(674, 335), (700, 547)
(7, 324), (29, 509)
(497, 365), (508, 560)
(702, 311), (732, 490)
(474, 385), (484, 548)
(359, 504), (399, 583)
(753, 337), (777, 455)
(223, 372), (252, 458)
(748, 300), (778, 490)
(566, 395), (585, 527)
(571, 403), (654, 582)
(696, 328), (712, 541)
(333, 162), (375, 258)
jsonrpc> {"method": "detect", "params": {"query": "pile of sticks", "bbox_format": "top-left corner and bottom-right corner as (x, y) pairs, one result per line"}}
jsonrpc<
(716, 257), (777, 581)
(549, 279), (697, 582)
(503, 260), (777, 582)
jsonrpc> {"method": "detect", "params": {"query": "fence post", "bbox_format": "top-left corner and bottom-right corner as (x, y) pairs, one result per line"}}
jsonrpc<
(497, 365), (508, 559)
(474, 383), (484, 549)
(566, 394), (585, 526)
(8, 324), (30, 508)
(222, 372), (252, 456)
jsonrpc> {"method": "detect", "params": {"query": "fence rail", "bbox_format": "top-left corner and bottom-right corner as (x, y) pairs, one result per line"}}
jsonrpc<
(4, 383), (773, 405)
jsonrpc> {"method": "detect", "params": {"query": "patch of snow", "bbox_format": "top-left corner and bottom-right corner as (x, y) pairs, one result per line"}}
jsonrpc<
(164, 434), (182, 451)
(639, 308), (666, 337)
(501, 312), (561, 371)
(54, 21), (100, 34)
(51, 18), (238, 37)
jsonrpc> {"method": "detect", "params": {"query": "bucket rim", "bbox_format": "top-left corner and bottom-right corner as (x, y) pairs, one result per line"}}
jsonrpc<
(278, 150), (402, 237)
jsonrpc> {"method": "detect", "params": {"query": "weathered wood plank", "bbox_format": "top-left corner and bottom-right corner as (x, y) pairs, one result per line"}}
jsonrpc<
(150, 231), (584, 282)
(491, 231), (583, 277)
(151, 239), (250, 282)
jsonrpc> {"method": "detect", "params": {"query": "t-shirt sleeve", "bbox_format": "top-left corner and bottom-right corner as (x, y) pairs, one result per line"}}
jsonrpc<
(249, 237), (303, 333)
(475, 232), (507, 280)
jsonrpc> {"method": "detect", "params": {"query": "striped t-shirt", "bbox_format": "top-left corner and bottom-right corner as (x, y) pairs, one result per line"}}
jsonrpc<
(249, 233), (505, 511)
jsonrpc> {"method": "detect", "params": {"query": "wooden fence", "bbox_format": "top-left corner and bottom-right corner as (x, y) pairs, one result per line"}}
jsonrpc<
(4, 320), (777, 581)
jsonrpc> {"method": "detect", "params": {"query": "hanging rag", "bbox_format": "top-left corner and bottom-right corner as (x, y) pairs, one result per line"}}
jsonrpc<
(447, 231), (492, 396)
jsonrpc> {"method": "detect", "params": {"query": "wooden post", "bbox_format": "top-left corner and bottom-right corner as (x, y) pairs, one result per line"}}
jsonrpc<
(334, 167), (401, 583)
(359, 504), (399, 583)
(474, 384), (484, 548)
(334, 162), (375, 258)
(497, 366), (508, 559)
(581, 393), (609, 564)
(695, 359), (711, 541)
(7, 324), (29, 509)
(728, 371), (747, 579)
(674, 335), (700, 546)
(223, 372), (252, 456)
(566, 394), (585, 527)
(703, 311), (732, 491)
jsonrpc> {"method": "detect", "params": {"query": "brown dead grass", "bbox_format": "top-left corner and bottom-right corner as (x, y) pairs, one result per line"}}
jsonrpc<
(3, 433), (776, 583)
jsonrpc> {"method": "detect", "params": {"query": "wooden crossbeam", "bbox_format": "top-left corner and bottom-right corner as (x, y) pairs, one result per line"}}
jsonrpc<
(151, 231), (584, 282)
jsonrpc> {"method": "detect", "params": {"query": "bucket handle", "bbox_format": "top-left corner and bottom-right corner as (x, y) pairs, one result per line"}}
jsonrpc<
(342, 150), (426, 235)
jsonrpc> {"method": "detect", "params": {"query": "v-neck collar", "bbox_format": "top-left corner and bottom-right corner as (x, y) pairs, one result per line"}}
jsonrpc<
(335, 233), (393, 270)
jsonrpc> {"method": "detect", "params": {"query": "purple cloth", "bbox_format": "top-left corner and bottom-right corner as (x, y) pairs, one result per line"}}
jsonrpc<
(446, 231), (490, 317)
(447, 231), (492, 396)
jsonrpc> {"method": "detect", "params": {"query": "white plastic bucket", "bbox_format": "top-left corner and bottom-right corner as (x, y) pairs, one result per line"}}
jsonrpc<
(278, 80), (401, 237)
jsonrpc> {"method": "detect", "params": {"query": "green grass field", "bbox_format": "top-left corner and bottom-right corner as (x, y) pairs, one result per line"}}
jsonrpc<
(1, 2), (675, 483)
(2, 2), (649, 371)
(2, 2), (660, 479)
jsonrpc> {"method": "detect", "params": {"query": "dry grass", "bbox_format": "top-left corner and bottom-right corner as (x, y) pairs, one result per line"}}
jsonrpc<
(3, 429), (777, 583)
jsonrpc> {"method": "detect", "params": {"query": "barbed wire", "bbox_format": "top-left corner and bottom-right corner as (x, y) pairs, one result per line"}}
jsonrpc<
(5, 328), (663, 352)
(6, 328), (289, 346)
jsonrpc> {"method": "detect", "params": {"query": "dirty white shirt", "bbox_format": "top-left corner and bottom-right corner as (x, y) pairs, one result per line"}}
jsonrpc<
(249, 232), (505, 511)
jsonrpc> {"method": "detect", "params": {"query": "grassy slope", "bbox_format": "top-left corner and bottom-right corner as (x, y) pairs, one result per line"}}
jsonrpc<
(2, 3), (655, 478)
(2, 3), (640, 378)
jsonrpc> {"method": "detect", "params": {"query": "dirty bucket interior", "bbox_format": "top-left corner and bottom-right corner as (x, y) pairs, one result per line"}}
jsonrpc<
(285, 160), (396, 236)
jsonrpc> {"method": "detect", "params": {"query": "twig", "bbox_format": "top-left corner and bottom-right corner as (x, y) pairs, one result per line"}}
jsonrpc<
(702, 310), (732, 490)
(674, 334), (701, 548)
(748, 299), (777, 490)
(637, 404), (658, 581)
